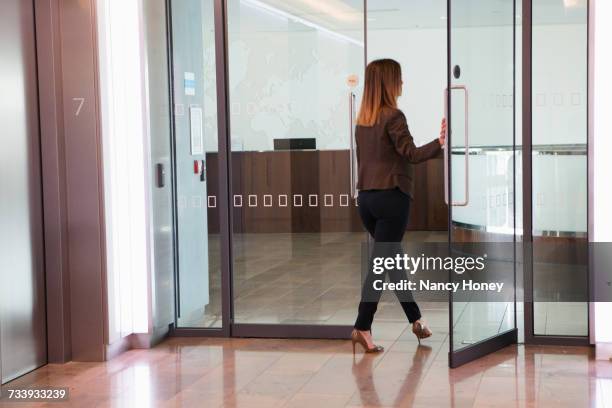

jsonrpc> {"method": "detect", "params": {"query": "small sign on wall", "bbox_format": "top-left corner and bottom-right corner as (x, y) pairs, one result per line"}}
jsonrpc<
(190, 106), (203, 155)
(347, 74), (359, 89)
(184, 72), (196, 96)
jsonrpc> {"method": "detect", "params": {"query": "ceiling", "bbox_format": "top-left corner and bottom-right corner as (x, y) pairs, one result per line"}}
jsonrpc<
(368, 0), (587, 29)
(238, 0), (587, 32)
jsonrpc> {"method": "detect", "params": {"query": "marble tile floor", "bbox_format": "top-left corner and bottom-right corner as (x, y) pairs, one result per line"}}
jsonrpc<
(2, 335), (610, 408)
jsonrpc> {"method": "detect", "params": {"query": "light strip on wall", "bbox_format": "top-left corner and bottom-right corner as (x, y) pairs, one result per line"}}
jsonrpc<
(564, 0), (587, 8)
(241, 0), (364, 48)
(97, 0), (150, 340)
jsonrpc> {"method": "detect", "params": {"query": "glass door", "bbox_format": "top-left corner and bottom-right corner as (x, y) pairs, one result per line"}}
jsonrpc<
(447, 0), (518, 367)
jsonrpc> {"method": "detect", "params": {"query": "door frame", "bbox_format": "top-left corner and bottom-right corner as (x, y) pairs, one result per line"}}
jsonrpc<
(169, 0), (367, 340)
(445, 0), (519, 368)
(520, 0), (591, 348)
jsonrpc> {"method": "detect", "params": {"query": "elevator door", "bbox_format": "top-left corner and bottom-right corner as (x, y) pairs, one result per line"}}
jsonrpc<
(0, 0), (47, 384)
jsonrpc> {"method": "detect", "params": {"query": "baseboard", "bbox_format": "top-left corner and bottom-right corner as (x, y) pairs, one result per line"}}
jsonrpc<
(130, 325), (170, 349)
(105, 336), (132, 361)
(104, 324), (171, 360)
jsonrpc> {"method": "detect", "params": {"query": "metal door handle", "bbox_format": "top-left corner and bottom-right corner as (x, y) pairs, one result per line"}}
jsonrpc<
(444, 85), (469, 206)
(349, 92), (357, 198)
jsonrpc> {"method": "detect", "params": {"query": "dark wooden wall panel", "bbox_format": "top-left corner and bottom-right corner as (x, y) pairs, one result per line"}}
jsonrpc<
(205, 150), (447, 233)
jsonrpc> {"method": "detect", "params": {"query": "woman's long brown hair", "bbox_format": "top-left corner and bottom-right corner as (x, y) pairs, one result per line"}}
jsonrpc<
(356, 59), (402, 127)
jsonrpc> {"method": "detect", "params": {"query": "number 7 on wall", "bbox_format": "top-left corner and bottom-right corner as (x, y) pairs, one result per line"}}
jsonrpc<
(72, 97), (85, 116)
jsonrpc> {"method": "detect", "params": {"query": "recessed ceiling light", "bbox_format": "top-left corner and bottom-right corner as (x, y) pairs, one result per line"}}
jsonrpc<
(241, 0), (364, 47)
(296, 0), (361, 22)
(564, 0), (587, 7)
(440, 16), (447, 20)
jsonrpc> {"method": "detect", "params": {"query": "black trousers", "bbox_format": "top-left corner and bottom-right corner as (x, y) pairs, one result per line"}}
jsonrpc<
(354, 188), (422, 331)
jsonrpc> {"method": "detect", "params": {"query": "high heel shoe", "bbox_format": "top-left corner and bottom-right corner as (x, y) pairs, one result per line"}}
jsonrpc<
(351, 329), (384, 354)
(412, 320), (432, 345)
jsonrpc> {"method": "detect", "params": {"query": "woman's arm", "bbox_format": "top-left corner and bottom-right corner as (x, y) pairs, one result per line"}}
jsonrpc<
(387, 111), (442, 163)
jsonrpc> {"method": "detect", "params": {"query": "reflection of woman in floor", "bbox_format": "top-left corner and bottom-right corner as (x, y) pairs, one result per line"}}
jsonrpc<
(351, 59), (446, 353)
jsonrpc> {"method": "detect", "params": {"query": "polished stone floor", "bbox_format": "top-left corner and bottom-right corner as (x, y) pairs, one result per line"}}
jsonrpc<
(2, 336), (610, 408)
(183, 232), (446, 328)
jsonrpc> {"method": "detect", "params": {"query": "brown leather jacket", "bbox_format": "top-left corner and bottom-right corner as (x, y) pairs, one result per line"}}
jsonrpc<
(355, 108), (441, 199)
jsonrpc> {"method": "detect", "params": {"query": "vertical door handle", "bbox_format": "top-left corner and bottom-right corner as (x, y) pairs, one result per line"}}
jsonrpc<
(349, 92), (357, 198)
(444, 85), (469, 207)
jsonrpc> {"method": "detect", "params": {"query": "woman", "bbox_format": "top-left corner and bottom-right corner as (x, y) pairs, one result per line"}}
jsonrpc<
(351, 59), (446, 353)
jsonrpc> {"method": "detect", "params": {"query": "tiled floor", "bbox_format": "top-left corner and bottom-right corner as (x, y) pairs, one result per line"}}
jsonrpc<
(2, 336), (610, 407)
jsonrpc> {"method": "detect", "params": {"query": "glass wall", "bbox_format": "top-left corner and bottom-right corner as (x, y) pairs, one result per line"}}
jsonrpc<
(170, 0), (223, 328)
(163, 0), (590, 344)
(532, 0), (588, 336)
(226, 0), (365, 325)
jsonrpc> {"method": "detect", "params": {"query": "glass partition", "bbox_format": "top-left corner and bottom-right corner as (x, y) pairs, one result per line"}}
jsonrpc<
(226, 0), (365, 326)
(169, 0), (223, 328)
(163, 0), (590, 351)
(532, 0), (588, 337)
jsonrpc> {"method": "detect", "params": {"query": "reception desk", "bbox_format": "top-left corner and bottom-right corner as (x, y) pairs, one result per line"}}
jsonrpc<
(204, 150), (448, 233)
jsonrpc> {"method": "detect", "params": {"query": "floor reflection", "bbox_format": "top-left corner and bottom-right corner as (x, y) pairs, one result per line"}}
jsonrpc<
(2, 336), (608, 407)
(188, 233), (587, 342)
(351, 344), (433, 407)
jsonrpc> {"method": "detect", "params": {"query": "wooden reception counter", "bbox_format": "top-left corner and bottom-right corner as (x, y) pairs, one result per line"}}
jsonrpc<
(204, 150), (447, 233)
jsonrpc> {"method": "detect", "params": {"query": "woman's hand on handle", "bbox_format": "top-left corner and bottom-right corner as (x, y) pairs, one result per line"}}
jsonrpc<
(438, 118), (447, 147)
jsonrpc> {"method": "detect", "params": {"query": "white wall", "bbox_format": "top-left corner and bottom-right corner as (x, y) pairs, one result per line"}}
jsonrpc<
(368, 27), (446, 147)
(592, 0), (612, 344)
(374, 23), (586, 148)
(533, 24), (587, 146)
